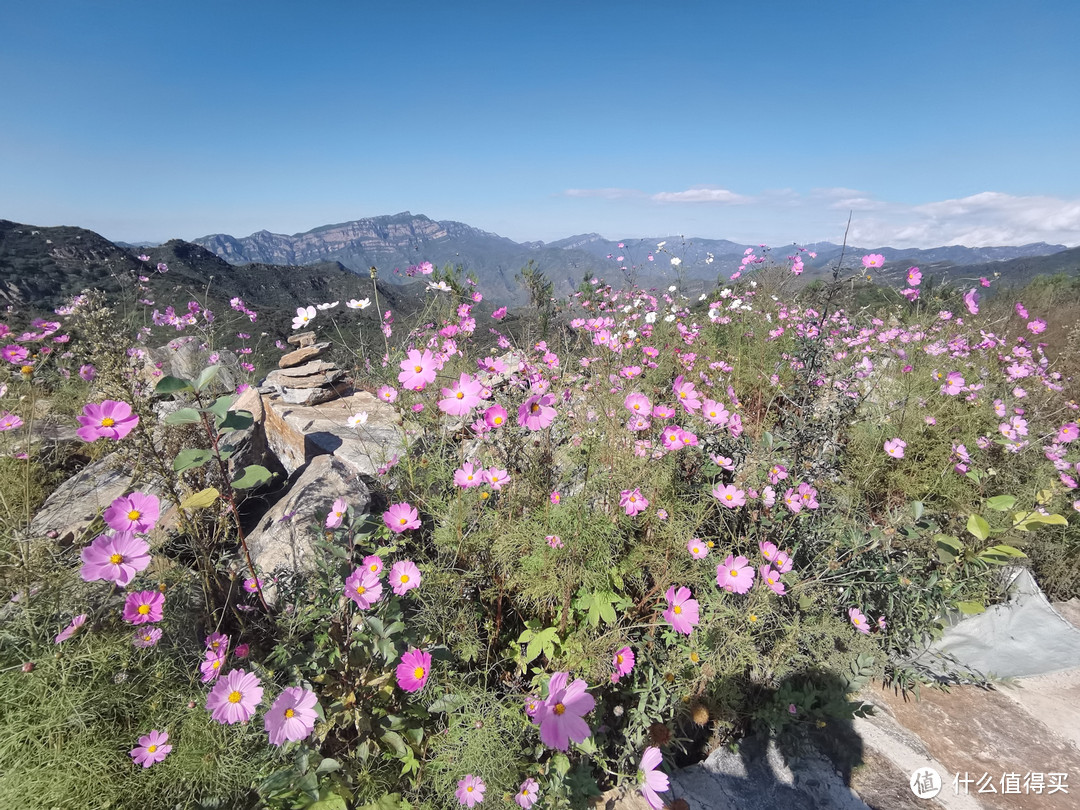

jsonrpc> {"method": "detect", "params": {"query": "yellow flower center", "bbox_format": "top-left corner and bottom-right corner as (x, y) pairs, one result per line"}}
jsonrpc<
(530, 402), (540, 413)
(494, 416), (503, 425)
(456, 391), (464, 399)
(109, 553), (124, 564)
(147, 744), (157, 753)
(414, 365), (423, 372)
(399, 518), (407, 525)
(553, 702), (566, 716)
(617, 654), (624, 664)
(285, 708), (295, 718)
(413, 666), (426, 679)
(101, 417), (115, 427)
(673, 605), (682, 614)
(633, 403), (640, 410)
(356, 586), (366, 595)
(730, 569), (738, 577)
(467, 786), (474, 793)
(679, 392), (687, 399)
(138, 604), (150, 615)
(725, 494), (733, 501)
(690, 652), (700, 663)
(127, 509), (141, 521)
(480, 492), (490, 500)
(228, 690), (242, 703)
(370, 564), (378, 572)
(400, 574), (410, 583)
(20, 365), (33, 375)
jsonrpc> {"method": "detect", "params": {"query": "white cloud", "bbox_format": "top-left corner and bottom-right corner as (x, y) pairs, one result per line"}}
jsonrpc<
(651, 187), (749, 204)
(855, 192), (1080, 247)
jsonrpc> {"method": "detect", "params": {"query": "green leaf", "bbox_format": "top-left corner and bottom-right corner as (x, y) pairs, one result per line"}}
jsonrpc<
(551, 752), (571, 777)
(985, 495), (1016, 511)
(194, 364), (221, 392)
(315, 757), (341, 775)
(1012, 511), (1069, 531)
(308, 797), (348, 810)
(163, 407), (203, 426)
(173, 448), (212, 472)
(381, 731), (407, 757)
(218, 409), (254, 432)
(956, 600), (986, 615)
(205, 394), (234, 424)
(911, 500), (924, 520)
(180, 487), (219, 510)
(155, 375), (193, 395)
(978, 544), (1028, 565)
(232, 464), (273, 490)
(934, 534), (963, 563)
(966, 513), (990, 541)
(427, 693), (465, 713)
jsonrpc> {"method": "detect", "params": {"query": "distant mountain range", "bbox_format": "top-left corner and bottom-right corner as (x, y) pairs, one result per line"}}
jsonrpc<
(193, 211), (1072, 301)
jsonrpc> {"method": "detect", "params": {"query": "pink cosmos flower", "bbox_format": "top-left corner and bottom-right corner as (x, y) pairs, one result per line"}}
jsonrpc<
(483, 404), (508, 429)
(906, 267), (922, 286)
(883, 438), (906, 459)
(963, 288), (979, 315)
(1058, 423), (1079, 443)
(612, 646), (635, 683)
(345, 567), (383, 610)
(639, 747), (670, 810)
(456, 775), (486, 807)
(395, 648), (432, 693)
(877, 616), (887, 631)
(77, 400), (139, 442)
(80, 531), (150, 586)
(265, 686), (319, 745)
(717, 555), (755, 594)
(2, 344), (29, 364)
(849, 608), (871, 635)
(454, 462), (483, 489)
(103, 492), (161, 534)
(438, 373), (484, 416)
(515, 778), (540, 809)
(701, 399), (729, 426)
(712, 483), (746, 508)
(1016, 302), (1029, 319)
(672, 375), (702, 412)
(492, 307), (507, 320)
(1027, 319), (1047, 334)
(797, 482), (819, 510)
(122, 590), (164, 625)
(536, 671), (595, 750)
(54, 614), (87, 644)
(759, 565), (786, 595)
(0, 412), (23, 431)
(398, 349), (438, 391)
(78, 364), (96, 381)
(688, 538), (708, 559)
(550, 490), (561, 505)
(483, 467), (510, 490)
(759, 541), (779, 564)
(205, 632), (230, 655)
(206, 669), (263, 724)
(325, 497), (348, 529)
(384, 502), (420, 533)
(389, 560), (421, 596)
(761, 486), (777, 508)
(234, 642), (250, 658)
(518, 393), (557, 430)
(619, 488), (649, 516)
(200, 649), (228, 683)
(546, 535), (564, 548)
(130, 730), (172, 768)
(377, 384), (398, 403)
(663, 586), (699, 635)
(133, 627), (163, 648)
(660, 425), (683, 450)
(362, 555), (383, 576)
(861, 254), (885, 269)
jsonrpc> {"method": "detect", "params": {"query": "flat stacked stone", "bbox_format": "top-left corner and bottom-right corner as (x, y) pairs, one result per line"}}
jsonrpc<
(261, 334), (349, 405)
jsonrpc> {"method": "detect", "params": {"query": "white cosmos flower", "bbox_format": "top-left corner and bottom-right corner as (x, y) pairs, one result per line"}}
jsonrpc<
(668, 285), (677, 292)
(663, 314), (676, 323)
(657, 241), (666, 248)
(346, 298), (371, 309)
(316, 301), (339, 310)
(428, 281), (453, 292)
(670, 258), (681, 267)
(348, 412), (369, 428)
(645, 311), (657, 324)
(292, 306), (316, 330)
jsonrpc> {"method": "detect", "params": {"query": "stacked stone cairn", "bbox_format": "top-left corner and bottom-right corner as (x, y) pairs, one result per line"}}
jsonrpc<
(260, 331), (349, 405)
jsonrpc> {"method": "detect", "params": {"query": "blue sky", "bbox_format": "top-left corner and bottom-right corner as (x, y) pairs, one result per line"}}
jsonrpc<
(2, 0), (1078, 248)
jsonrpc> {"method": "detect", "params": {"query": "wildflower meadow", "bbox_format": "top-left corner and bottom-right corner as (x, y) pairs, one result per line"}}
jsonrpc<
(2, 246), (1079, 809)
